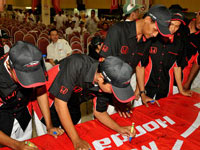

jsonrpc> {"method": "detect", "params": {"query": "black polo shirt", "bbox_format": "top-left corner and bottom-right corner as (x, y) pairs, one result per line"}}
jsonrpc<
(145, 34), (187, 99)
(100, 21), (151, 71)
(49, 54), (100, 124)
(0, 54), (33, 136)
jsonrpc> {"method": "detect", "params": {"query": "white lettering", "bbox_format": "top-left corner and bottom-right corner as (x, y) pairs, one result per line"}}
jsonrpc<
(135, 125), (147, 138)
(92, 138), (111, 150)
(141, 141), (158, 150)
(143, 121), (159, 132)
(163, 116), (175, 125)
(110, 133), (128, 147)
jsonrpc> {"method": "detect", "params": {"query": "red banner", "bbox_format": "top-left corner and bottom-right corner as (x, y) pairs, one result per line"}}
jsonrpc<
(110, 0), (118, 11)
(2, 93), (200, 150)
(32, 0), (40, 12)
(52, 0), (61, 14)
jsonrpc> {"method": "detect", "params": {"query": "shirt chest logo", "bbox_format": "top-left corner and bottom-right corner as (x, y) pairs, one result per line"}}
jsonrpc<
(59, 86), (68, 95)
(73, 86), (83, 93)
(121, 46), (129, 54)
(149, 47), (157, 54)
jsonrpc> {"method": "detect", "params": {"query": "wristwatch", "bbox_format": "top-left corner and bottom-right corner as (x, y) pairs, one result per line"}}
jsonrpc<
(139, 90), (146, 96)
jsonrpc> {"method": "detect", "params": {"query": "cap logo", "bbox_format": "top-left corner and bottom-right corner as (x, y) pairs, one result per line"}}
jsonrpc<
(127, 4), (134, 11)
(149, 13), (157, 20)
(102, 71), (112, 82)
(174, 13), (182, 17)
(24, 61), (39, 67)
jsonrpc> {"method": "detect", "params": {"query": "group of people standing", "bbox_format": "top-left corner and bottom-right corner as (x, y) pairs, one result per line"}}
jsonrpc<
(0, 2), (199, 150)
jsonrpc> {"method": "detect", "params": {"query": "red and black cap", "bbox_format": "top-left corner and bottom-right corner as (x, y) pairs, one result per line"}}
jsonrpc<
(169, 4), (188, 12)
(99, 56), (135, 103)
(9, 41), (46, 88)
(148, 5), (171, 37)
(170, 9), (186, 25)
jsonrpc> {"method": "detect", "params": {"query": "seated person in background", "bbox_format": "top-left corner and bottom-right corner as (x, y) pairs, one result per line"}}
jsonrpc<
(65, 20), (76, 38)
(47, 29), (72, 67)
(140, 9), (192, 106)
(75, 21), (87, 35)
(0, 41), (63, 150)
(88, 36), (103, 60)
(0, 30), (10, 56)
(99, 22), (109, 39)
(44, 54), (136, 150)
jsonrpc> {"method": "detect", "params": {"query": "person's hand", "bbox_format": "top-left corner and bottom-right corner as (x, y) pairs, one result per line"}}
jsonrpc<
(141, 94), (160, 107)
(47, 127), (64, 138)
(183, 82), (191, 91)
(14, 141), (38, 150)
(113, 97), (133, 118)
(72, 138), (92, 150)
(180, 89), (192, 97)
(117, 126), (136, 137)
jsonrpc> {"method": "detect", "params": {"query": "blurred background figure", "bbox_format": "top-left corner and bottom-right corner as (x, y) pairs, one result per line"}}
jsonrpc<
(88, 36), (103, 60)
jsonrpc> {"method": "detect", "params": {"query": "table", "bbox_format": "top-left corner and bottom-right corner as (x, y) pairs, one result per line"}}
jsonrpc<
(1, 93), (200, 150)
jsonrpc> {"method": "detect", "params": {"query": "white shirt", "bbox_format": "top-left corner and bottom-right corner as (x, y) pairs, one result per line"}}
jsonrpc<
(54, 14), (66, 29)
(72, 16), (80, 28)
(4, 44), (10, 53)
(86, 17), (99, 34)
(75, 27), (87, 33)
(18, 13), (25, 22)
(29, 14), (36, 23)
(65, 27), (76, 37)
(47, 39), (72, 62)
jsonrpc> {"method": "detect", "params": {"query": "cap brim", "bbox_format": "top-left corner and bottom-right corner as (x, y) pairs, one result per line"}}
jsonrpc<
(14, 66), (46, 88)
(111, 84), (135, 103)
(155, 21), (171, 37)
(171, 18), (186, 25)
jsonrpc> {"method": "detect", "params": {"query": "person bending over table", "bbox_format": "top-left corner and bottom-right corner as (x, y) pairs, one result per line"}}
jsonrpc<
(46, 54), (136, 150)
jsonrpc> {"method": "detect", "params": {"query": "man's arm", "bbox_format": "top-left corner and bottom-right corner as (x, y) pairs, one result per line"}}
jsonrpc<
(54, 98), (92, 150)
(136, 66), (158, 107)
(0, 131), (37, 150)
(93, 109), (135, 137)
(183, 63), (200, 90)
(36, 86), (64, 137)
(174, 67), (192, 96)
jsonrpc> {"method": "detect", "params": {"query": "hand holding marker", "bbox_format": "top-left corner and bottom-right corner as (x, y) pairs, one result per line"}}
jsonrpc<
(129, 122), (135, 142)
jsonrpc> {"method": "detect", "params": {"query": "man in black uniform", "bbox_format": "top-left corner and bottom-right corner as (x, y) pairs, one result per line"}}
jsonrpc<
(142, 9), (192, 105)
(47, 54), (136, 150)
(100, 5), (171, 110)
(0, 41), (63, 150)
(182, 11), (200, 90)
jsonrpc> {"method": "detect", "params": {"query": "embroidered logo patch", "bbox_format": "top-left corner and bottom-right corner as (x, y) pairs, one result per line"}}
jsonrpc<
(121, 46), (129, 54)
(59, 86), (68, 95)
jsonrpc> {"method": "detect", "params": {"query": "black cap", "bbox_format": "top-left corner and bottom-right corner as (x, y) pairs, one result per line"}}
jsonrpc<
(148, 5), (171, 37)
(0, 30), (10, 39)
(99, 56), (135, 103)
(170, 9), (186, 25)
(169, 4), (188, 12)
(91, 36), (104, 46)
(9, 41), (46, 88)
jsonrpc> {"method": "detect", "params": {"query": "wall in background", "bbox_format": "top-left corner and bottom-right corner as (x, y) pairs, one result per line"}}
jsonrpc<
(152, 0), (200, 12)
